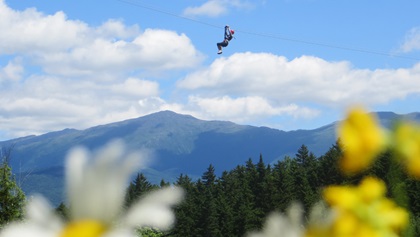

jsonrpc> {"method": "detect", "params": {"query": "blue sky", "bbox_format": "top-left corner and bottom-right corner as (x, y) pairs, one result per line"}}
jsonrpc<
(0, 0), (419, 141)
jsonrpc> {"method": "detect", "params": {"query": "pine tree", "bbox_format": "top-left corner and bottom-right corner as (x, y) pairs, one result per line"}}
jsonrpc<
(318, 142), (343, 186)
(202, 164), (216, 188)
(230, 165), (259, 236)
(215, 171), (235, 237)
(254, 155), (274, 216)
(295, 144), (311, 167)
(0, 147), (25, 226)
(272, 156), (296, 212)
(125, 173), (156, 207)
(171, 174), (199, 237)
(159, 179), (170, 187)
(198, 164), (221, 237)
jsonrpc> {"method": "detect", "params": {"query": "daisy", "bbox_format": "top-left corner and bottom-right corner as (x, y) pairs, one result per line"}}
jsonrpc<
(246, 203), (304, 237)
(0, 139), (184, 237)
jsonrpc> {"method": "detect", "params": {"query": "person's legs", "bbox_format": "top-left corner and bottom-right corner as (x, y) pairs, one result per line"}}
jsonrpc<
(216, 41), (228, 54)
(217, 42), (223, 54)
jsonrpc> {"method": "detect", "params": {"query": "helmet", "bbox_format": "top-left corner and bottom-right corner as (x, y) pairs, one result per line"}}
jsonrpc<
(230, 30), (235, 34)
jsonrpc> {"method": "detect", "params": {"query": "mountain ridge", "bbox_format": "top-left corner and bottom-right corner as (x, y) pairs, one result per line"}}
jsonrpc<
(1, 110), (419, 205)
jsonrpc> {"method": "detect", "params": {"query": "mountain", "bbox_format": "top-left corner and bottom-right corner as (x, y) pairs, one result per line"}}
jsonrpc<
(1, 110), (418, 205)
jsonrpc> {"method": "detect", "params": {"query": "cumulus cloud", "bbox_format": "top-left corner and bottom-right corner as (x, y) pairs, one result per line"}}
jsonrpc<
(1, 0), (419, 141)
(178, 52), (420, 107)
(37, 29), (203, 77)
(0, 0), (204, 76)
(0, 58), (24, 81)
(111, 78), (160, 98)
(0, 0), (205, 139)
(0, 73), (162, 138)
(183, 1), (227, 17)
(134, 95), (319, 128)
(187, 95), (319, 121)
(183, 0), (253, 17)
(0, 1), (89, 54)
(400, 27), (420, 53)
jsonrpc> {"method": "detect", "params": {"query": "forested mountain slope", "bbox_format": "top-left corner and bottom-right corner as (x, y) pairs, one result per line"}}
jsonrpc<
(1, 110), (418, 205)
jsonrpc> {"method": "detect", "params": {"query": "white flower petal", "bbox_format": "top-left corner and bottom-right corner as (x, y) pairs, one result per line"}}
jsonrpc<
(103, 228), (137, 237)
(0, 222), (59, 237)
(65, 146), (89, 220)
(65, 139), (144, 224)
(124, 186), (184, 230)
(136, 186), (184, 206)
(247, 203), (303, 237)
(124, 204), (175, 230)
(25, 196), (63, 231)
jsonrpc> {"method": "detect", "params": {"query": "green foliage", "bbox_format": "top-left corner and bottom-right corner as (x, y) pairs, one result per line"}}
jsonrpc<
(125, 173), (158, 207)
(136, 227), (164, 237)
(126, 141), (420, 236)
(55, 202), (69, 221)
(0, 147), (26, 227)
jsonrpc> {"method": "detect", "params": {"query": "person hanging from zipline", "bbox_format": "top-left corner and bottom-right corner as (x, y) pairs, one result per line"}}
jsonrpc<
(217, 25), (234, 54)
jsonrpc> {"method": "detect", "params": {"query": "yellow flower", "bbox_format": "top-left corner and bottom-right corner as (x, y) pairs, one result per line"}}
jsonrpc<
(306, 177), (408, 237)
(393, 121), (420, 178)
(337, 107), (386, 175)
(358, 176), (386, 203)
(0, 140), (184, 237)
(60, 220), (106, 237)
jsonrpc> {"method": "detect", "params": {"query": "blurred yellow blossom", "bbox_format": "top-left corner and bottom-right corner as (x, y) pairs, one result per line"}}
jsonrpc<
(306, 176), (408, 237)
(60, 220), (106, 237)
(393, 121), (420, 178)
(337, 107), (387, 174)
(0, 140), (184, 237)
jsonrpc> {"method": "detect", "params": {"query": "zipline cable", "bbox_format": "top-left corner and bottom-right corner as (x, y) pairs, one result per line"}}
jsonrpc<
(116, 0), (420, 62)
(116, 0), (222, 29)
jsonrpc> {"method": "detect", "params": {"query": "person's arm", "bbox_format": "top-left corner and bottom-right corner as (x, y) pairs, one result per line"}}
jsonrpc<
(224, 26), (231, 40)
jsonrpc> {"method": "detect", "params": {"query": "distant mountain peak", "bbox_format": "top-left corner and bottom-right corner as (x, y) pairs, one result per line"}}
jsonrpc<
(144, 110), (196, 120)
(2, 110), (420, 206)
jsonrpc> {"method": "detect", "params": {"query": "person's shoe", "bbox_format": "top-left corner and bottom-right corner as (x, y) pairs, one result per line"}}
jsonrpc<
(217, 50), (222, 54)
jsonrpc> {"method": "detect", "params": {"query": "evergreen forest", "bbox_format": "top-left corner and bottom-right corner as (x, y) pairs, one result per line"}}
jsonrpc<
(124, 143), (420, 236)
(2, 143), (420, 236)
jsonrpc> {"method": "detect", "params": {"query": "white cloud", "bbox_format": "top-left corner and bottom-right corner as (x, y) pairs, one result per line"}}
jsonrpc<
(183, 0), (254, 17)
(0, 1), (89, 54)
(37, 29), (204, 77)
(187, 95), (319, 121)
(178, 52), (420, 107)
(95, 19), (139, 39)
(0, 58), (24, 81)
(111, 78), (160, 98)
(0, 0), (204, 77)
(183, 1), (227, 17)
(0, 0), (206, 139)
(131, 29), (204, 70)
(137, 97), (184, 113)
(1, 0), (419, 141)
(0, 74), (161, 138)
(400, 27), (420, 53)
(134, 95), (319, 127)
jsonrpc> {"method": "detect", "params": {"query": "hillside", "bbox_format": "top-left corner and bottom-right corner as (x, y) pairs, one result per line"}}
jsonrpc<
(1, 110), (418, 205)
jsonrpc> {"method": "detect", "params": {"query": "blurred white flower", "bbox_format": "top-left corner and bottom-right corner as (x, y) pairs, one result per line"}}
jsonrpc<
(0, 139), (184, 237)
(246, 203), (304, 237)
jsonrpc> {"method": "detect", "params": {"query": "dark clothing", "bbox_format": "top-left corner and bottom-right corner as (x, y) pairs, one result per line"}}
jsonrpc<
(217, 40), (229, 48)
(217, 26), (233, 48)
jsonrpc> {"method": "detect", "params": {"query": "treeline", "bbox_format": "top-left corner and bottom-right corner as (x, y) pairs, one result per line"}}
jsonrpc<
(126, 143), (420, 236)
(0, 146), (25, 228)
